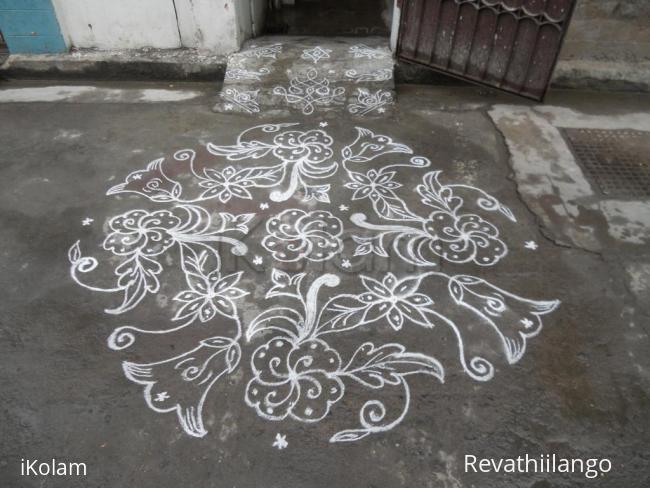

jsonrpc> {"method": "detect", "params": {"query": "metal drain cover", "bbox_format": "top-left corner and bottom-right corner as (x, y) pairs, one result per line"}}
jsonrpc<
(561, 128), (650, 198)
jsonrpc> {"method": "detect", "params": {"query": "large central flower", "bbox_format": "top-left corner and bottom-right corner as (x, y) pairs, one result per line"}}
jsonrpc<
(272, 130), (333, 166)
(245, 337), (344, 422)
(263, 209), (343, 262)
(103, 209), (182, 257)
(422, 211), (507, 266)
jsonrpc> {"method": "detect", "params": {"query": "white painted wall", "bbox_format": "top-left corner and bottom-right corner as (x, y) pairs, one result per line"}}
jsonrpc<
(51, 0), (263, 54)
(52, 0), (181, 50)
(175, 0), (239, 52)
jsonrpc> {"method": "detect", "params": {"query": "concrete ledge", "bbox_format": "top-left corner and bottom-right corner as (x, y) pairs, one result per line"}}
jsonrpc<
(0, 49), (227, 82)
(2, 48), (648, 94)
(396, 59), (650, 93)
(553, 60), (650, 93)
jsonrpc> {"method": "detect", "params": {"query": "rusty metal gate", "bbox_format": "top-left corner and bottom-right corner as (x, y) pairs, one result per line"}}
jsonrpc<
(396, 0), (577, 101)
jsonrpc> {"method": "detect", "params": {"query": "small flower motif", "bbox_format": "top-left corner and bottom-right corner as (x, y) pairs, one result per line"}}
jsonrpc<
(524, 240), (539, 251)
(339, 204), (349, 211)
(173, 270), (248, 323)
(300, 46), (332, 64)
(82, 217), (94, 226)
(131, 173), (142, 180)
(319, 121), (328, 128)
(224, 103), (234, 111)
(253, 256), (263, 266)
(199, 166), (254, 203)
(263, 209), (343, 262)
(104, 209), (182, 257)
(341, 259), (351, 269)
(273, 433), (288, 450)
(345, 169), (401, 202)
(246, 337), (344, 422)
(260, 202), (270, 210)
(358, 273), (434, 330)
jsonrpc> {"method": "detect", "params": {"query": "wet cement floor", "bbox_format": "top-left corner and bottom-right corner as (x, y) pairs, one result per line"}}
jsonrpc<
(0, 82), (649, 487)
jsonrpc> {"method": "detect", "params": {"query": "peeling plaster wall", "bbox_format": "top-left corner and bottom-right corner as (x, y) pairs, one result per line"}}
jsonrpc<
(51, 0), (255, 54)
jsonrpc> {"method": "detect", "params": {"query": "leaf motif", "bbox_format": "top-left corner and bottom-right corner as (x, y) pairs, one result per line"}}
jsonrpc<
(302, 184), (331, 203)
(68, 241), (81, 263)
(373, 194), (418, 221)
(329, 429), (371, 443)
(344, 342), (444, 389)
(352, 235), (388, 258)
(317, 295), (370, 335)
(267, 269), (305, 299)
(242, 164), (286, 185)
(246, 307), (304, 341)
(418, 171), (463, 213)
(108, 255), (162, 314)
(206, 140), (274, 161)
(219, 213), (255, 233)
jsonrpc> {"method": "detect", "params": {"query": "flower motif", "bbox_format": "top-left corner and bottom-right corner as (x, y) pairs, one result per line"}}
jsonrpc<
(173, 270), (248, 322)
(422, 212), (507, 266)
(272, 130), (333, 167)
(245, 337), (344, 422)
(345, 169), (401, 201)
(199, 166), (254, 202)
(358, 273), (433, 330)
(263, 209), (343, 262)
(103, 209), (182, 257)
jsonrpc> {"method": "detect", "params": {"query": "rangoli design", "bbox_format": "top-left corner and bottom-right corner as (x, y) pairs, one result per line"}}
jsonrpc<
(69, 124), (560, 443)
(273, 68), (346, 115)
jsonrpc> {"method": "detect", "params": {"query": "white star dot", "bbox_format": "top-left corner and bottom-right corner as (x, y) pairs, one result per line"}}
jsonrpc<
(272, 433), (288, 450)
(524, 241), (539, 251)
(154, 392), (170, 402)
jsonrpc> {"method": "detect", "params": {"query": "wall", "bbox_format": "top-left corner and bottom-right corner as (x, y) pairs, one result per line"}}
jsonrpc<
(560, 0), (650, 63)
(52, 0), (181, 50)
(51, 0), (258, 54)
(174, 0), (240, 52)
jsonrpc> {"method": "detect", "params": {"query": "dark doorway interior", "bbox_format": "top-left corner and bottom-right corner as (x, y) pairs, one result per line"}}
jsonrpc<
(265, 0), (391, 36)
(0, 30), (8, 64)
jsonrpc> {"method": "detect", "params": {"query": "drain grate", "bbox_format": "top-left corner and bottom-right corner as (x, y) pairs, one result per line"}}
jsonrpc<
(561, 128), (650, 198)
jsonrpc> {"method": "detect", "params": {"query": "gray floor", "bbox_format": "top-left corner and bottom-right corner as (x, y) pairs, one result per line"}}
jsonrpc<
(0, 81), (649, 487)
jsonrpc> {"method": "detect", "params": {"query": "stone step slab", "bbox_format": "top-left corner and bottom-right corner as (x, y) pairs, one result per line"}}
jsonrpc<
(214, 36), (396, 117)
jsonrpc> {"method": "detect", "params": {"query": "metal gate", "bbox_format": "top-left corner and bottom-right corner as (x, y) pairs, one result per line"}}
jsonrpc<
(396, 0), (577, 101)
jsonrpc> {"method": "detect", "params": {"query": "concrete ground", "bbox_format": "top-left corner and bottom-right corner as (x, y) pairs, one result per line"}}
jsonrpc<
(0, 81), (649, 488)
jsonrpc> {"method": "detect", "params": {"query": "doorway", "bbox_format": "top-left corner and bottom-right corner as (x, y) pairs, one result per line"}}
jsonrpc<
(0, 31), (8, 64)
(265, 0), (392, 37)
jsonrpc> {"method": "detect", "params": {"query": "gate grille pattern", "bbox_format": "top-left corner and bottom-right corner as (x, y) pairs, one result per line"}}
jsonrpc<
(397, 0), (577, 100)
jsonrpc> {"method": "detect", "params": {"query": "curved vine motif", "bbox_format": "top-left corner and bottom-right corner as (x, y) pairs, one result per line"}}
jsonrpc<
(107, 123), (338, 204)
(342, 127), (516, 267)
(68, 122), (561, 443)
(69, 205), (250, 315)
(245, 269), (558, 441)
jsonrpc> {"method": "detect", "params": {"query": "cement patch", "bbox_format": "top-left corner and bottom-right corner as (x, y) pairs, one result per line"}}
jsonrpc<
(489, 104), (650, 251)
